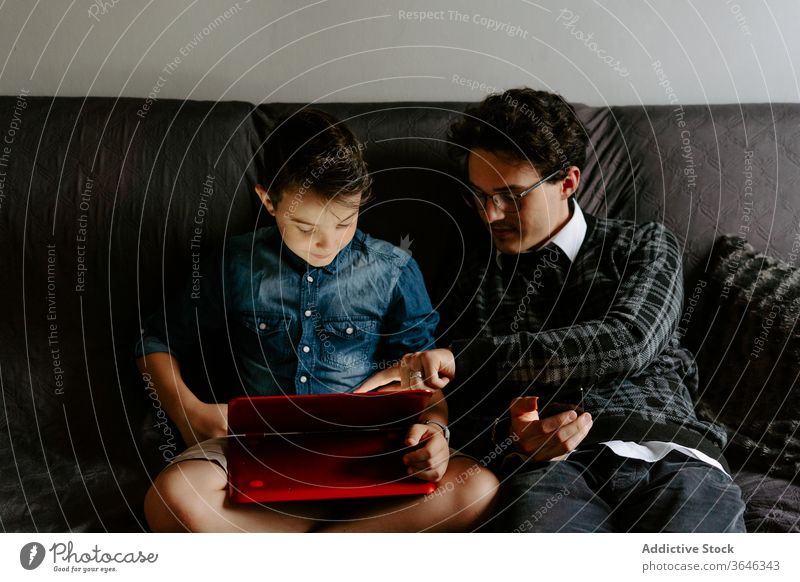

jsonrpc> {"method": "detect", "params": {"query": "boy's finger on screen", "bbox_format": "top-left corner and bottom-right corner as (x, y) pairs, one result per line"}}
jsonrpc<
(370, 381), (406, 393)
(356, 381), (403, 394)
(353, 367), (400, 392)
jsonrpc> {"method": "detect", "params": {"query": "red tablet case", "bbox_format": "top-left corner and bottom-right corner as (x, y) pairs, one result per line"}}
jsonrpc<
(226, 391), (438, 503)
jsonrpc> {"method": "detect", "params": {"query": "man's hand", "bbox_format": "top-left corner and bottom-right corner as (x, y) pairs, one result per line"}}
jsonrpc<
(510, 397), (592, 462)
(178, 402), (228, 447)
(353, 349), (455, 393)
(402, 423), (450, 482)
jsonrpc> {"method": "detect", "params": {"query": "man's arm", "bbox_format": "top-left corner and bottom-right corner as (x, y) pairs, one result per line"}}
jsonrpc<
(452, 222), (685, 387)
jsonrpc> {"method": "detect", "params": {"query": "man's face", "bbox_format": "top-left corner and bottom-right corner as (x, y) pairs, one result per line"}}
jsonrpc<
(467, 148), (576, 255)
(255, 184), (360, 267)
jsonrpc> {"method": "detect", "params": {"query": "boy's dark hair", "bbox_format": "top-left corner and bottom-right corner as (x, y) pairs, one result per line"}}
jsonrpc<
(262, 108), (372, 208)
(448, 88), (588, 181)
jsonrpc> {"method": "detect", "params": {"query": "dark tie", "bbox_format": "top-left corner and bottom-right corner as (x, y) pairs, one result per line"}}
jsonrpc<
(500, 244), (573, 326)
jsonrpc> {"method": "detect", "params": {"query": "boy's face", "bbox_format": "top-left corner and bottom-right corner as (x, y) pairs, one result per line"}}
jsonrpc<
(255, 184), (360, 268)
(467, 148), (579, 255)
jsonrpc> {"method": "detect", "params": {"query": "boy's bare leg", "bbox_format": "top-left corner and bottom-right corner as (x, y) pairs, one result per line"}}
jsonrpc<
(144, 460), (334, 533)
(317, 457), (499, 532)
(145, 456), (498, 533)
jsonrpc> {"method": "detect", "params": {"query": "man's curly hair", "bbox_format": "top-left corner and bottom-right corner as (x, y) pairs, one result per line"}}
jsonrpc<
(448, 88), (588, 181)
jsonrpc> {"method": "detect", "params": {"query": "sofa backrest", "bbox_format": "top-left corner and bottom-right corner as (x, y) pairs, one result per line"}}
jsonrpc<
(0, 96), (264, 529)
(1, 96), (799, 531)
(272, 102), (800, 286)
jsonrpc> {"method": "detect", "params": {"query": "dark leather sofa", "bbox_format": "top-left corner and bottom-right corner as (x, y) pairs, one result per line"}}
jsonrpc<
(1, 96), (798, 532)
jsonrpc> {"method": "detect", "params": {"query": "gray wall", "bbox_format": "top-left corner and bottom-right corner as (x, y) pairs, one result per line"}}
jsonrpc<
(0, 0), (797, 105)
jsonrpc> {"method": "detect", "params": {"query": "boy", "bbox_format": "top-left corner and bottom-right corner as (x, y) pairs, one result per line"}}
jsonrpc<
(134, 109), (498, 532)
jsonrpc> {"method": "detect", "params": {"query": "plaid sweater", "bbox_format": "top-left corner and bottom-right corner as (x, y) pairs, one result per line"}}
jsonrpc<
(440, 208), (727, 461)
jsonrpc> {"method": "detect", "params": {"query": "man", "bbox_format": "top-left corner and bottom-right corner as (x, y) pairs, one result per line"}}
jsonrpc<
(390, 88), (746, 532)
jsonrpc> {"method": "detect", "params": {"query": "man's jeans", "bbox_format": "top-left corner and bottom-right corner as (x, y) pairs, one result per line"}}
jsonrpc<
(491, 445), (746, 532)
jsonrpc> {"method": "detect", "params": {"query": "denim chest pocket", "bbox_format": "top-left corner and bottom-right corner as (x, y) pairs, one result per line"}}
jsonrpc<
(319, 316), (380, 370)
(236, 311), (293, 363)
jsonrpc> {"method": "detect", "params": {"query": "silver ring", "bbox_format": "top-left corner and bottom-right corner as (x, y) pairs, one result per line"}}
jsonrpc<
(409, 371), (424, 379)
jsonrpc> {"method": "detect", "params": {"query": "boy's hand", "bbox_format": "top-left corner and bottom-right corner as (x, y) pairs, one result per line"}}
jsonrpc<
(353, 349), (456, 393)
(510, 397), (592, 462)
(353, 365), (403, 393)
(399, 349), (455, 390)
(402, 423), (449, 482)
(354, 349), (456, 393)
(179, 402), (228, 447)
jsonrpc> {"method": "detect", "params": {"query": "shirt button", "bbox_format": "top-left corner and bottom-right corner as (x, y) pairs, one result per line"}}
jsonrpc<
(302, 346), (310, 353)
(307, 275), (314, 283)
(346, 327), (354, 335)
(258, 322), (266, 330)
(299, 375), (308, 383)
(304, 309), (312, 317)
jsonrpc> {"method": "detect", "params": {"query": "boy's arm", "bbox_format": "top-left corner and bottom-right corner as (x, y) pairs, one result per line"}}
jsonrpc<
(375, 257), (440, 364)
(418, 387), (448, 426)
(136, 352), (227, 446)
(134, 248), (228, 363)
(134, 248), (230, 445)
(355, 256), (442, 392)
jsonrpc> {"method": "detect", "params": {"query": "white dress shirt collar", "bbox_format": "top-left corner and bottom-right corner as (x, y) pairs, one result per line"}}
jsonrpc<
(495, 197), (587, 269)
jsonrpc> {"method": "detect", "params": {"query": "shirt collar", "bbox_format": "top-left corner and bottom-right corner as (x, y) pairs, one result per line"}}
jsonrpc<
(265, 225), (356, 275)
(321, 231), (356, 274)
(495, 197), (587, 269)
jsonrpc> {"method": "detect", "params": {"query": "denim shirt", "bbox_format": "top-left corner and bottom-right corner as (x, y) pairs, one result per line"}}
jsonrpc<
(134, 226), (439, 396)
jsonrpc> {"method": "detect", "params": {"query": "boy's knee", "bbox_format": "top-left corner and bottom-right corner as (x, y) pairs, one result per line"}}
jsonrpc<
(468, 463), (500, 499)
(145, 461), (222, 532)
(448, 458), (500, 509)
(144, 478), (189, 532)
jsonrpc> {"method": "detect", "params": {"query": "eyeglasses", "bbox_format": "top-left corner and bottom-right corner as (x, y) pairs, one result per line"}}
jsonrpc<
(465, 169), (562, 213)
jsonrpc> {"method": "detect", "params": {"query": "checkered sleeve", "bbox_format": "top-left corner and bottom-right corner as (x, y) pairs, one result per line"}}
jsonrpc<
(453, 222), (685, 387)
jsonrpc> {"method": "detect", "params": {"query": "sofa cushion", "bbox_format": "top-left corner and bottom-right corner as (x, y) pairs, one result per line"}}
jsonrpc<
(693, 234), (800, 482)
(735, 470), (800, 532)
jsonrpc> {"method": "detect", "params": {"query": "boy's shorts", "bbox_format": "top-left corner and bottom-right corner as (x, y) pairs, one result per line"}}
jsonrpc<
(171, 437), (229, 470)
(170, 437), (474, 473)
